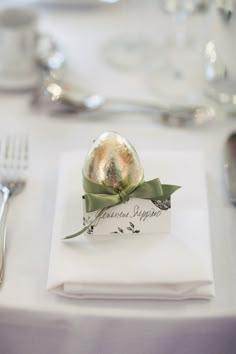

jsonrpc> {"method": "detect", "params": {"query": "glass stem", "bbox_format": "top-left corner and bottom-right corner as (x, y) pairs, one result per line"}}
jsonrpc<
(174, 10), (188, 50)
(121, 0), (143, 43)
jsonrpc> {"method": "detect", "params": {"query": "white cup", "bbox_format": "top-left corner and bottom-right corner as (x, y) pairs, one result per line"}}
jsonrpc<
(0, 7), (41, 90)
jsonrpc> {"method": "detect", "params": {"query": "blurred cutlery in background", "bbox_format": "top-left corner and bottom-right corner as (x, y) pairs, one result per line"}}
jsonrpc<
(31, 78), (215, 127)
(224, 132), (236, 205)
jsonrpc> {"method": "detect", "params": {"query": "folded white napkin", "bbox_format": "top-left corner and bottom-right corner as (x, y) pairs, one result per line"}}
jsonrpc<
(47, 151), (215, 300)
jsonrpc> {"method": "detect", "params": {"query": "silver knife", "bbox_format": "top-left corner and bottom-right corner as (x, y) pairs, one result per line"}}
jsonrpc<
(224, 132), (236, 205)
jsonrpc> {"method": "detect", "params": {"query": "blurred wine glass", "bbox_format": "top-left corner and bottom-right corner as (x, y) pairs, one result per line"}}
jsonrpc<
(103, 0), (154, 71)
(204, 0), (236, 113)
(150, 0), (210, 105)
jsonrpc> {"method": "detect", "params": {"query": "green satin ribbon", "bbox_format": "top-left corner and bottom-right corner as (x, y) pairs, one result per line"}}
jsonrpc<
(64, 176), (180, 240)
(83, 176), (180, 212)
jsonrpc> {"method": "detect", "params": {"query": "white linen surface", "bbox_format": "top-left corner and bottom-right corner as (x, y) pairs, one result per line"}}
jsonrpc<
(47, 150), (215, 299)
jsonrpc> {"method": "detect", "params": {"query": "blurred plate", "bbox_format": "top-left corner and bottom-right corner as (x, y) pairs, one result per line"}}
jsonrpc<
(38, 0), (119, 6)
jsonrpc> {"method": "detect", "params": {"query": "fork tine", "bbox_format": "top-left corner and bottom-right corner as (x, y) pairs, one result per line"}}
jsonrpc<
(0, 136), (10, 169)
(4, 136), (10, 160)
(18, 135), (29, 170)
(11, 136), (16, 161)
(22, 135), (29, 169)
(13, 136), (24, 171)
(24, 136), (29, 165)
(8, 136), (16, 168)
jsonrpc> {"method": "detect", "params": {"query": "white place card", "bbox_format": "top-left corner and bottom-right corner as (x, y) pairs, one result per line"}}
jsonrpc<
(83, 197), (171, 236)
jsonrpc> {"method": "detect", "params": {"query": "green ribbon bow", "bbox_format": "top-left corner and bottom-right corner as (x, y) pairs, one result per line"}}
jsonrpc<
(64, 175), (180, 240)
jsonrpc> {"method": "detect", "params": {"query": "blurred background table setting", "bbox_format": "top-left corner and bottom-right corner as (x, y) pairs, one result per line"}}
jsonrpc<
(0, 0), (236, 354)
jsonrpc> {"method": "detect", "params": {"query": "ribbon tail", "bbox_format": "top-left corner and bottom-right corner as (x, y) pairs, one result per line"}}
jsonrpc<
(63, 209), (105, 240)
(63, 225), (90, 240)
(161, 184), (181, 200)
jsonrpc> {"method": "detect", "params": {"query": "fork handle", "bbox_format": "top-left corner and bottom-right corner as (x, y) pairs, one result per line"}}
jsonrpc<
(0, 185), (10, 287)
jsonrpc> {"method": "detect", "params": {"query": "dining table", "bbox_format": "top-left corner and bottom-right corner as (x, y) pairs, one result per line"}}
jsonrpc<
(0, 2), (236, 354)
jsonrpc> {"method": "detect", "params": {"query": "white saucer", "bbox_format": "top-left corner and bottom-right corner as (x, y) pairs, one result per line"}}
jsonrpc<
(39, 0), (103, 5)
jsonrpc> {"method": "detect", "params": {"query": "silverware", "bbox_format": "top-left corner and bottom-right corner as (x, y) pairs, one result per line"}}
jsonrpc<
(0, 136), (29, 286)
(224, 132), (236, 205)
(31, 80), (215, 126)
(37, 33), (66, 80)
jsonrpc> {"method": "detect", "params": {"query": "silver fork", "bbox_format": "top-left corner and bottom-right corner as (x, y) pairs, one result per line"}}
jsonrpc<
(0, 136), (28, 286)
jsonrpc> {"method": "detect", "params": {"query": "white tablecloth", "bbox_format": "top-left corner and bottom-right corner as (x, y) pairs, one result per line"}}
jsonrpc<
(0, 2), (236, 354)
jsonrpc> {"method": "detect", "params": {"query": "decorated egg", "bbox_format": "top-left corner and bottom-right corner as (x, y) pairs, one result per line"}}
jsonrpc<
(83, 131), (143, 191)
